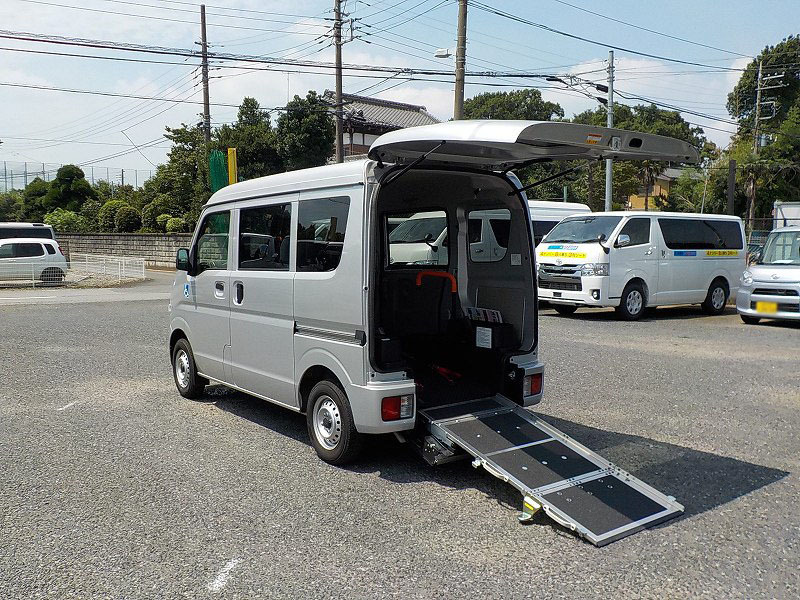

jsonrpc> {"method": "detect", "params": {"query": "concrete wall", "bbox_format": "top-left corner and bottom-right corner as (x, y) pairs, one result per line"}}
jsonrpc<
(56, 233), (193, 268)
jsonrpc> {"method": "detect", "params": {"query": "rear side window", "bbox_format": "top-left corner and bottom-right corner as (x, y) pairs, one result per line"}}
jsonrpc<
(618, 218), (650, 246)
(195, 211), (230, 274)
(658, 218), (743, 250)
(238, 203), (292, 271)
(0, 227), (53, 239)
(297, 196), (350, 272)
(532, 220), (559, 245)
(16, 243), (45, 257)
(468, 218), (482, 243)
(45, 244), (56, 255)
(0, 244), (12, 258)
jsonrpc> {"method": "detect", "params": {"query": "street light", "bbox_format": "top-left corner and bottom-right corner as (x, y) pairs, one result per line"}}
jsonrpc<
(434, 48), (452, 59)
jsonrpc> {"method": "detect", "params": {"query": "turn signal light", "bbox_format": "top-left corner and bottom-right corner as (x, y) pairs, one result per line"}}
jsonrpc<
(523, 373), (543, 396)
(381, 394), (414, 421)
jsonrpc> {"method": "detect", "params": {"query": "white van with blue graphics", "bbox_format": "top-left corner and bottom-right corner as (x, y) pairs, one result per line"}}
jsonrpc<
(536, 212), (745, 319)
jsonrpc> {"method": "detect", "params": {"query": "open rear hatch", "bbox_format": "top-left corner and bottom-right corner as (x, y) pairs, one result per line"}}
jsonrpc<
(419, 397), (683, 546)
(369, 120), (699, 169)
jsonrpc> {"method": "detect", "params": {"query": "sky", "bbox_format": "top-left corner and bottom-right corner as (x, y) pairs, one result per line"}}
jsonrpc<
(0, 0), (797, 188)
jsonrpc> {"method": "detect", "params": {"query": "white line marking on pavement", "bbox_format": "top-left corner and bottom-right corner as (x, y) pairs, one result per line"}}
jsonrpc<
(208, 559), (240, 593)
(0, 296), (56, 300)
(57, 402), (77, 411)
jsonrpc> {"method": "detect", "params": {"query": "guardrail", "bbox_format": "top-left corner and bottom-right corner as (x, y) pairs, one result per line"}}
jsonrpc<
(70, 253), (146, 280)
(0, 253), (146, 289)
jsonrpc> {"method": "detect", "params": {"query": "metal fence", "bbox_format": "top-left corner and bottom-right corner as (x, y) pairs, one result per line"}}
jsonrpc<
(0, 254), (146, 288)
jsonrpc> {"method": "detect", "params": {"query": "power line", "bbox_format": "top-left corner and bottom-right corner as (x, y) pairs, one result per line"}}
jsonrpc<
(548, 0), (753, 59)
(471, 1), (746, 72)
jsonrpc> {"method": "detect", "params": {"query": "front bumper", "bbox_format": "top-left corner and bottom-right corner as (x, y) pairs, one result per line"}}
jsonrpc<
(538, 275), (610, 306)
(736, 282), (800, 321)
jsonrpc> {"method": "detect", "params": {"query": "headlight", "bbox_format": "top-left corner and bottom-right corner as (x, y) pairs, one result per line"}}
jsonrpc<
(741, 270), (753, 285)
(581, 263), (609, 276)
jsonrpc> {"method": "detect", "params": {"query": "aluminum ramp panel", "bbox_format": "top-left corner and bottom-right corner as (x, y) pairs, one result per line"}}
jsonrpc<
(419, 397), (684, 546)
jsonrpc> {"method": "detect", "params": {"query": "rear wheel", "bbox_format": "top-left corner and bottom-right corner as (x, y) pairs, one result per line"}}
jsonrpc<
(553, 304), (578, 316)
(616, 282), (646, 321)
(306, 380), (362, 465)
(171, 338), (206, 399)
(702, 280), (728, 315)
(42, 267), (64, 284)
(740, 314), (761, 325)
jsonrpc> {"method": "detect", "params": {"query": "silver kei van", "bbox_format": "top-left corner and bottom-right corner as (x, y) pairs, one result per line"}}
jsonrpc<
(169, 120), (699, 466)
(737, 225), (800, 324)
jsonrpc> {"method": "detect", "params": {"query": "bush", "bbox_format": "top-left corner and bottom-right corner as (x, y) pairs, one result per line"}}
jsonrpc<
(155, 213), (173, 231)
(44, 208), (87, 233)
(97, 200), (130, 232)
(80, 199), (102, 231)
(115, 205), (141, 233)
(165, 217), (188, 233)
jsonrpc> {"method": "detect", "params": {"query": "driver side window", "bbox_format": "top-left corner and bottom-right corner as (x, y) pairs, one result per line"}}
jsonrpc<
(195, 211), (230, 275)
(617, 217), (650, 247)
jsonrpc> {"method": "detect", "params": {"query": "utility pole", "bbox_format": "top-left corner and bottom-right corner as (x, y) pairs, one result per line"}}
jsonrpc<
(453, 0), (468, 120)
(727, 159), (736, 216)
(752, 60), (763, 155)
(23, 162), (28, 187)
(3, 161), (7, 192)
(604, 50), (614, 212)
(200, 4), (211, 144)
(121, 169), (125, 187)
(334, 0), (344, 163)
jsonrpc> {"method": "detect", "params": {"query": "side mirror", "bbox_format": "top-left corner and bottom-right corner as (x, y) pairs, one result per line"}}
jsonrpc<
(751, 249), (762, 264)
(176, 248), (190, 272)
(616, 234), (631, 248)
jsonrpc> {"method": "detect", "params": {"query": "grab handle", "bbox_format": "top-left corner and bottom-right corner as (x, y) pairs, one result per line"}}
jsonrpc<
(415, 270), (457, 293)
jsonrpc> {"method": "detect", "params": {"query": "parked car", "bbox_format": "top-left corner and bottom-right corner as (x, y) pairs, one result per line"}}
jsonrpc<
(0, 238), (67, 283)
(536, 212), (746, 320)
(737, 225), (800, 324)
(0, 222), (55, 240)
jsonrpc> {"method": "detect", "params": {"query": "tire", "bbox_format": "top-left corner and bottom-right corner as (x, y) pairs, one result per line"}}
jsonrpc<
(616, 282), (646, 321)
(171, 338), (206, 400)
(702, 279), (729, 315)
(306, 379), (363, 465)
(42, 267), (64, 284)
(740, 314), (761, 325)
(553, 304), (578, 316)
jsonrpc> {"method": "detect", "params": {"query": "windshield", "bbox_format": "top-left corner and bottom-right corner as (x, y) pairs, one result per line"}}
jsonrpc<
(542, 216), (622, 244)
(761, 230), (800, 265)
(389, 216), (446, 243)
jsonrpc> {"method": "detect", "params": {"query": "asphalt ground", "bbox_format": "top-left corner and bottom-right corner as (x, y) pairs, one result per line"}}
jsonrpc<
(0, 285), (798, 599)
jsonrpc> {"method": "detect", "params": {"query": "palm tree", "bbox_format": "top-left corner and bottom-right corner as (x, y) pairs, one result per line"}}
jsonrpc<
(639, 161), (663, 211)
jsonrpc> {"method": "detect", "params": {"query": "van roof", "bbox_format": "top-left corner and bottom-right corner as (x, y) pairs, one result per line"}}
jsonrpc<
(565, 211), (742, 221)
(206, 160), (369, 206)
(0, 222), (51, 227)
(773, 225), (800, 232)
(529, 200), (590, 211)
(0, 237), (57, 244)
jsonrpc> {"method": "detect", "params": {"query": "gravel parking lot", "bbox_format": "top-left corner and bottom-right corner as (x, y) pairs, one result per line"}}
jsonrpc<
(1, 291), (797, 599)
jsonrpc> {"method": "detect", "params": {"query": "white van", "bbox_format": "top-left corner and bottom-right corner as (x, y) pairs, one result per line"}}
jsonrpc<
(536, 211), (746, 319)
(0, 222), (55, 240)
(529, 200), (591, 245)
(168, 121), (698, 464)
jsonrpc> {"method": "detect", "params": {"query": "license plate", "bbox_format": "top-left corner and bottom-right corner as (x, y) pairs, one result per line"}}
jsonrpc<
(755, 301), (778, 313)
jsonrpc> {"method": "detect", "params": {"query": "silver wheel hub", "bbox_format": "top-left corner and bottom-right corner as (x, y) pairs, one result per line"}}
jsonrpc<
(313, 396), (342, 450)
(175, 349), (190, 389)
(711, 286), (725, 309)
(626, 290), (643, 315)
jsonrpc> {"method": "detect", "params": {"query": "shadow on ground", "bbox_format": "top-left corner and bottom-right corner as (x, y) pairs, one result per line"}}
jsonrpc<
(208, 385), (788, 523)
(540, 305), (740, 323)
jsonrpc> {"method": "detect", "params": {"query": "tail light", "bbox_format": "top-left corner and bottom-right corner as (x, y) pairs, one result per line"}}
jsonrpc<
(523, 373), (543, 396)
(381, 394), (414, 421)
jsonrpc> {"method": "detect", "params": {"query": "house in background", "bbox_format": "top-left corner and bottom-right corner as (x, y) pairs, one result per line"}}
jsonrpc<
(324, 91), (440, 159)
(627, 167), (692, 210)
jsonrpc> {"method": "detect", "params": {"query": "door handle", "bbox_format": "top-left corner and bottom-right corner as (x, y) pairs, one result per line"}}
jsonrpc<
(214, 281), (225, 298)
(234, 282), (244, 305)
(474, 248), (484, 253)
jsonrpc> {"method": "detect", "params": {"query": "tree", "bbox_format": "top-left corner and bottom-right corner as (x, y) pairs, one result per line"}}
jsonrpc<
(215, 97), (283, 181)
(97, 200), (131, 232)
(638, 161), (663, 211)
(41, 165), (97, 215)
(44, 208), (87, 233)
(464, 89), (564, 121)
(0, 190), (23, 221)
(276, 91), (335, 171)
(114, 205), (141, 233)
(21, 178), (51, 222)
(165, 217), (189, 233)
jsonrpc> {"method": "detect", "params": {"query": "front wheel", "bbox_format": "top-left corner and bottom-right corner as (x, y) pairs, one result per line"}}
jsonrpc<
(616, 282), (646, 321)
(171, 338), (207, 399)
(306, 380), (362, 465)
(740, 314), (761, 325)
(553, 304), (578, 316)
(702, 280), (729, 315)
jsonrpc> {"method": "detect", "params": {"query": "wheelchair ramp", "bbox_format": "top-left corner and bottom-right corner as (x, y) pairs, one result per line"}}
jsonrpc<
(420, 397), (683, 546)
